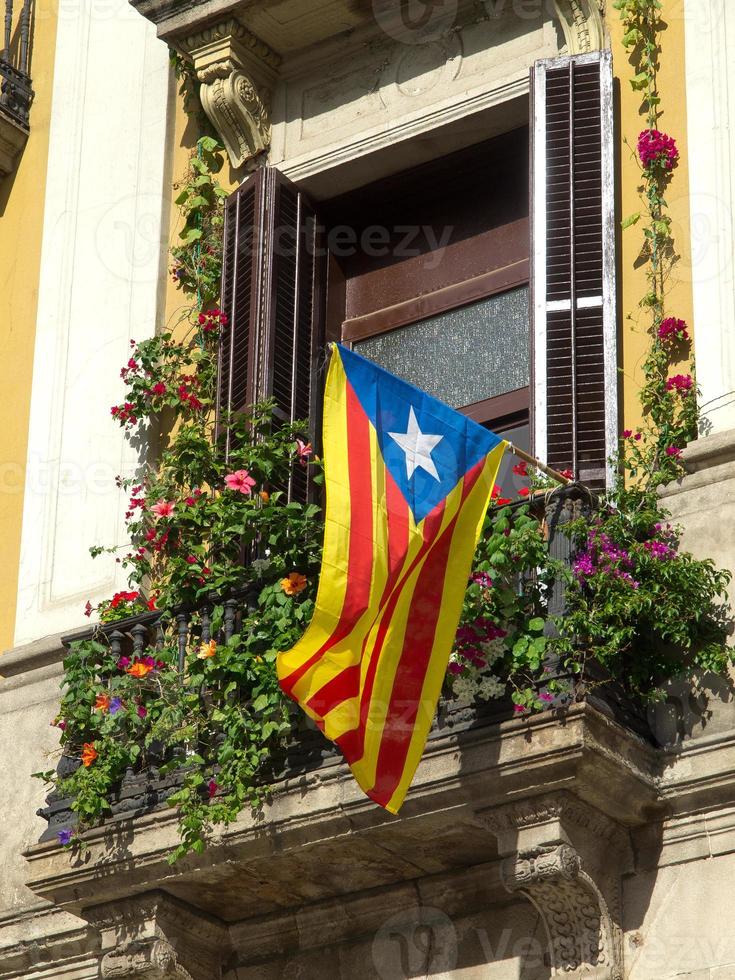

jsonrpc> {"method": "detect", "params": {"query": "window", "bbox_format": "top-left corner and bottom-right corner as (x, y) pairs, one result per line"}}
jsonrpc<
(217, 50), (617, 499)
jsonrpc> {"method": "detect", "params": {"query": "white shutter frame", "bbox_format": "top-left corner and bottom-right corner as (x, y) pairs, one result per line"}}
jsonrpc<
(531, 49), (618, 488)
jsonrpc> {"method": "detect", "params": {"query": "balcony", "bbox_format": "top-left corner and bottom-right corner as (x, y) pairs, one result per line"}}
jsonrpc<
(0, 0), (33, 175)
(11, 485), (693, 979)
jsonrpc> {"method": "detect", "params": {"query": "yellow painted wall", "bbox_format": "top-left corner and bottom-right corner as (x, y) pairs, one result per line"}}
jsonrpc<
(0, 7), (58, 650)
(610, 1), (694, 434)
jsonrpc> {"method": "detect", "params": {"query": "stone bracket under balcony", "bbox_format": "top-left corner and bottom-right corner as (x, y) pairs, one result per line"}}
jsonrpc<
(85, 892), (229, 980)
(483, 792), (631, 979)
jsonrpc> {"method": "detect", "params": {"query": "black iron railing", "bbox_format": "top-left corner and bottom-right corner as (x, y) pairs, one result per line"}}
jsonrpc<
(36, 486), (653, 842)
(1, 0), (33, 128)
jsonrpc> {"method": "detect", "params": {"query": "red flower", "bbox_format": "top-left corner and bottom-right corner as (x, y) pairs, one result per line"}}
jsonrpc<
(518, 487), (530, 498)
(150, 382), (167, 396)
(512, 461), (528, 477)
(84, 600), (93, 618)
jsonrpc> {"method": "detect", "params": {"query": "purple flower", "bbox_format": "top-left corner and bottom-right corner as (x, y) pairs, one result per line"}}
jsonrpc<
(109, 697), (123, 715)
(57, 829), (72, 846)
(573, 553), (595, 578)
(644, 540), (676, 560)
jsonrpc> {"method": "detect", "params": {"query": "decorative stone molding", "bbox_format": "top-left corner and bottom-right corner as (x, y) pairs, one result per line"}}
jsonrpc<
(84, 892), (229, 980)
(553, 0), (606, 53)
(179, 20), (280, 169)
(483, 793), (628, 979)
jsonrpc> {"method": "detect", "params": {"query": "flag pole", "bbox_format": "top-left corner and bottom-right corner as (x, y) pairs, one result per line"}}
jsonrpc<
(507, 443), (573, 487)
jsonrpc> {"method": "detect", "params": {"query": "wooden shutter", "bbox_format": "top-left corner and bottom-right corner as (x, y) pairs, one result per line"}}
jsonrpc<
(217, 168), (328, 501)
(531, 50), (617, 489)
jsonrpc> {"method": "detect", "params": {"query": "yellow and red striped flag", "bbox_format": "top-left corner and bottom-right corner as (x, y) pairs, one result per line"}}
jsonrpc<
(277, 344), (506, 813)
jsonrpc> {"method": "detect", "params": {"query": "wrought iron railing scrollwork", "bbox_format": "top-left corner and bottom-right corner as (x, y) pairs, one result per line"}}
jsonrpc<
(1, 0), (33, 128)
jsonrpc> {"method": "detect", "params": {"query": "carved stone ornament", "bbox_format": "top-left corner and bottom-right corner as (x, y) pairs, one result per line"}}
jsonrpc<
(85, 892), (228, 980)
(553, 0), (607, 54)
(180, 20), (279, 169)
(484, 795), (626, 979)
(100, 937), (192, 979)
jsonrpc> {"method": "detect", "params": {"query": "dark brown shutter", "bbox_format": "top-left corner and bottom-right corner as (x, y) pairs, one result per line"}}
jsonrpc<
(217, 168), (328, 501)
(531, 50), (617, 489)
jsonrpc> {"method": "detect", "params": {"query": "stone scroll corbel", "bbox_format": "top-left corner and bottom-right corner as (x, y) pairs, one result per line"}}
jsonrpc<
(553, 0), (607, 54)
(84, 892), (229, 980)
(180, 20), (281, 169)
(483, 793), (629, 979)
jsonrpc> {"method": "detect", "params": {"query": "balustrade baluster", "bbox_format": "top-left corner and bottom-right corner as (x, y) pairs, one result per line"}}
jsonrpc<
(176, 612), (189, 676)
(109, 630), (125, 663)
(3, 0), (12, 63)
(224, 598), (238, 643)
(18, 0), (29, 74)
(131, 622), (147, 659)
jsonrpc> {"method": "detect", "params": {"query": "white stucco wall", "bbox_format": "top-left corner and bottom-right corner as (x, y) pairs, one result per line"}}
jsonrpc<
(684, 0), (735, 435)
(14, 0), (172, 646)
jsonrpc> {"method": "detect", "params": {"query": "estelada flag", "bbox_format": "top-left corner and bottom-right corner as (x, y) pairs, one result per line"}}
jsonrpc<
(277, 344), (506, 813)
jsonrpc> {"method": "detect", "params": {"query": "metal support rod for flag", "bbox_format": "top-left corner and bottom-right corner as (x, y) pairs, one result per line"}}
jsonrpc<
(507, 444), (573, 487)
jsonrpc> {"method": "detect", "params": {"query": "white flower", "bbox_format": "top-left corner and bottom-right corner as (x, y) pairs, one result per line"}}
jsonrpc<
(452, 675), (477, 702)
(480, 639), (505, 666)
(477, 674), (506, 701)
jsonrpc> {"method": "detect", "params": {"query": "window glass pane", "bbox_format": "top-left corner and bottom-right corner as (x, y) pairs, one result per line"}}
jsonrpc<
(353, 286), (529, 409)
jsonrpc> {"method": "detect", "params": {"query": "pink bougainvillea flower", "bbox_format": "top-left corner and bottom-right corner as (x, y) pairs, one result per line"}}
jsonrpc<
(447, 661), (465, 676)
(658, 317), (689, 343)
(224, 470), (256, 495)
(638, 129), (679, 170)
(137, 705), (148, 719)
(151, 500), (175, 518)
(150, 381), (167, 396)
(84, 600), (93, 618)
(666, 374), (694, 395)
(539, 692), (555, 704)
(186, 555), (198, 565)
(666, 446), (682, 459)
(471, 571), (493, 589)
(513, 704), (527, 716)
(623, 429), (633, 439)
(207, 779), (219, 799)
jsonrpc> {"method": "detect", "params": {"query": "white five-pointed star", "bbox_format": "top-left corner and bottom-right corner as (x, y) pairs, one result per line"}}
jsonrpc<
(388, 407), (443, 481)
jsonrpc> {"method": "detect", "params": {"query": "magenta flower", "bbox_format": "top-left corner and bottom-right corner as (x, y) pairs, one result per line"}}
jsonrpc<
(658, 317), (689, 343)
(666, 374), (694, 395)
(573, 553), (595, 578)
(151, 500), (175, 518)
(513, 704), (527, 716)
(539, 692), (555, 704)
(84, 600), (93, 618)
(447, 661), (464, 676)
(623, 429), (633, 439)
(137, 705), (147, 719)
(666, 446), (682, 460)
(471, 571), (493, 589)
(644, 540), (676, 560)
(207, 779), (219, 799)
(638, 129), (679, 170)
(117, 656), (131, 670)
(224, 470), (256, 495)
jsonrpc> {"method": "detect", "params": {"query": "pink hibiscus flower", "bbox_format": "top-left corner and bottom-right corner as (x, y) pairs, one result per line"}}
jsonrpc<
(224, 470), (256, 495)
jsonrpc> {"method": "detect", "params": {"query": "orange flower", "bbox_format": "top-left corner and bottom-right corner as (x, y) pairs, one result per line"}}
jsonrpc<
(281, 572), (307, 596)
(94, 693), (111, 712)
(259, 490), (270, 503)
(81, 743), (98, 767)
(127, 662), (153, 679)
(197, 639), (217, 659)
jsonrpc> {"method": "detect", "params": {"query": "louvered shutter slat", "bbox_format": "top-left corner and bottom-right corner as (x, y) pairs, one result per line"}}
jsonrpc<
(217, 167), (327, 504)
(532, 50), (617, 490)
